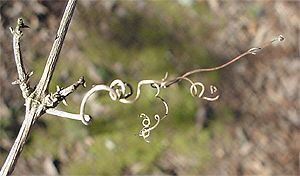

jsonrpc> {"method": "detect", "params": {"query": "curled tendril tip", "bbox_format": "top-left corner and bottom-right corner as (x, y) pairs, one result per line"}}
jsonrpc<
(77, 35), (284, 142)
(138, 96), (168, 143)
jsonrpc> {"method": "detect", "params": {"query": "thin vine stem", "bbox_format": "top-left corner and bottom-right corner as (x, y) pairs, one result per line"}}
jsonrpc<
(164, 35), (284, 87)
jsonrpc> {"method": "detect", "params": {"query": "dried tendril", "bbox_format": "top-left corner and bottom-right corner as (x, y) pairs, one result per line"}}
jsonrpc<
(78, 35), (284, 142)
(138, 96), (168, 143)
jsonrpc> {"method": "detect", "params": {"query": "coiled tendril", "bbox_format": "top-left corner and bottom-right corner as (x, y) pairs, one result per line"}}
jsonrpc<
(79, 35), (284, 142)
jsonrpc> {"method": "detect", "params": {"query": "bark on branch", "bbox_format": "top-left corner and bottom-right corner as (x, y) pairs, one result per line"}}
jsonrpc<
(34, 0), (77, 99)
(0, 0), (285, 175)
(9, 18), (32, 98)
(0, 0), (78, 175)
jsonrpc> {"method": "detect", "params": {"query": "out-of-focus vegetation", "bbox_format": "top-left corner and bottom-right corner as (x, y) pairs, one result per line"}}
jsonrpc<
(0, 0), (299, 175)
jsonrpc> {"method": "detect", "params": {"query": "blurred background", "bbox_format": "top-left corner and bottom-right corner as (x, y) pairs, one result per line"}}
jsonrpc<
(0, 0), (299, 175)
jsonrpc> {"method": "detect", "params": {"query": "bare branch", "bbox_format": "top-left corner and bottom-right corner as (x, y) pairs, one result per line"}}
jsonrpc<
(9, 18), (32, 98)
(0, 0), (78, 175)
(35, 0), (77, 98)
(0, 100), (44, 176)
(43, 76), (86, 108)
(1, 0), (285, 172)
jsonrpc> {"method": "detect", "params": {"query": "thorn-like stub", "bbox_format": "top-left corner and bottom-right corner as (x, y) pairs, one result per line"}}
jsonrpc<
(12, 80), (20, 85)
(24, 71), (34, 84)
(78, 76), (86, 87)
(17, 18), (23, 25)
(9, 27), (14, 34)
(17, 18), (30, 29)
(278, 35), (285, 42)
(56, 85), (61, 92)
(62, 98), (68, 106)
(28, 71), (34, 77)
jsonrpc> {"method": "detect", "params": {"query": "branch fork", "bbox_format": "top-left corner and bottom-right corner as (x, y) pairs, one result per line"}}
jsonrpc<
(1, 0), (79, 175)
(43, 76), (86, 108)
(43, 76), (90, 122)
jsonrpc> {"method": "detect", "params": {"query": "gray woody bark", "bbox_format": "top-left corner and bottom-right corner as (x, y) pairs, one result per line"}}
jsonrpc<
(0, 0), (80, 175)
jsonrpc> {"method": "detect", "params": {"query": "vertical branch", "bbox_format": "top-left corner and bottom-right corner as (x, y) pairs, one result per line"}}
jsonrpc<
(0, 0), (78, 175)
(11, 21), (27, 81)
(35, 0), (77, 98)
(9, 18), (31, 98)
(0, 101), (42, 176)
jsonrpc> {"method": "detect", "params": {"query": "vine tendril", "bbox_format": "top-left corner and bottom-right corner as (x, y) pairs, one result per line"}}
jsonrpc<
(78, 35), (284, 142)
(138, 96), (168, 143)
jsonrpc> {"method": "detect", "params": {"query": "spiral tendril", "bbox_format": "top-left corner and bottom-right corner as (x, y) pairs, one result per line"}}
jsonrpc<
(78, 35), (283, 142)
